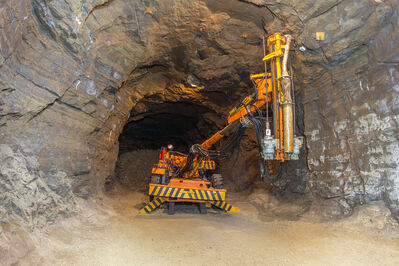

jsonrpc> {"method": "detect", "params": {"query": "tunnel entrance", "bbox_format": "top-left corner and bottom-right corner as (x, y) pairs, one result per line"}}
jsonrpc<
(119, 105), (205, 153)
(111, 86), (309, 217)
(108, 27), (310, 216)
(114, 97), (218, 192)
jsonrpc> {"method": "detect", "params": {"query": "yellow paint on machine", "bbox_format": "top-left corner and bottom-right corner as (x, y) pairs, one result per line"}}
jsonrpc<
(211, 201), (240, 213)
(199, 160), (215, 170)
(148, 184), (225, 201)
(139, 197), (165, 214)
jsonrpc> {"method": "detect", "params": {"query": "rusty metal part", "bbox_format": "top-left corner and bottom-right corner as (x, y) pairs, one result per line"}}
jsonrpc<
(281, 35), (292, 77)
(281, 35), (294, 154)
(282, 103), (294, 153)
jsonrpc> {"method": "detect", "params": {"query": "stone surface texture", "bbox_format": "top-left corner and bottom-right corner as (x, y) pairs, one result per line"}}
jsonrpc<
(0, 0), (398, 239)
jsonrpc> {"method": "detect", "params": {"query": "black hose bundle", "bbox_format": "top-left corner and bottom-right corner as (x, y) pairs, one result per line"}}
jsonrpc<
(245, 105), (288, 190)
(177, 144), (210, 177)
(208, 125), (245, 161)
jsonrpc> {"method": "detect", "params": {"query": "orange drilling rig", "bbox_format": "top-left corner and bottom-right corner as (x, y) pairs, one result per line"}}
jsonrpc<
(140, 33), (303, 215)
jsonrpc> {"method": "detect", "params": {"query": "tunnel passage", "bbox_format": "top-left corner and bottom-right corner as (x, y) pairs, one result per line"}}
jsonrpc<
(115, 92), (225, 191)
(120, 112), (199, 151)
(119, 102), (214, 153)
(113, 77), (307, 197)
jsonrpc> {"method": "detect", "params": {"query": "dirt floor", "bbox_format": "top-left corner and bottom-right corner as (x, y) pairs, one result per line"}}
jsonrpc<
(14, 186), (399, 266)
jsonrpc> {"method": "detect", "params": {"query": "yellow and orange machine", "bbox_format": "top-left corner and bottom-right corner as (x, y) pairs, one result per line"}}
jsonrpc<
(140, 33), (303, 215)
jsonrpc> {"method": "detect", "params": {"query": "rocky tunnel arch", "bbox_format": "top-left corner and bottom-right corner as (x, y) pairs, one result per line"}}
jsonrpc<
(0, 0), (398, 232)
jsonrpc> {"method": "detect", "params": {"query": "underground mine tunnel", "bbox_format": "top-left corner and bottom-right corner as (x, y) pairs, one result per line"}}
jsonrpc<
(1, 0), (399, 264)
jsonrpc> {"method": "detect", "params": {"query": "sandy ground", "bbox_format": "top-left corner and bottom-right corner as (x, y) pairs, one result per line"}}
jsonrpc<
(15, 187), (399, 266)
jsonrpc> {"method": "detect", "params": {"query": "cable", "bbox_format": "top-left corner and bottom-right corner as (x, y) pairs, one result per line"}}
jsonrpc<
(209, 124), (245, 160)
(244, 112), (288, 191)
(251, 79), (258, 101)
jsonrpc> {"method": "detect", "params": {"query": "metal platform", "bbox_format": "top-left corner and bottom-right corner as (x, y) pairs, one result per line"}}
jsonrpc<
(139, 179), (239, 214)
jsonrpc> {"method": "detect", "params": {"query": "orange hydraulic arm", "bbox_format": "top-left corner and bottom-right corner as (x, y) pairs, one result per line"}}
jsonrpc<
(201, 120), (239, 150)
(227, 73), (272, 124)
(201, 33), (292, 161)
(201, 74), (271, 150)
(201, 33), (296, 162)
(201, 131), (224, 150)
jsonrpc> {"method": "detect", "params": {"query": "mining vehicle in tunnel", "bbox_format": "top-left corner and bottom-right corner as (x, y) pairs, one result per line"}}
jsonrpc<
(140, 33), (303, 215)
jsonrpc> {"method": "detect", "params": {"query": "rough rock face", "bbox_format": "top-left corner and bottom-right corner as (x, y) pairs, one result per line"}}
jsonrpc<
(246, 0), (399, 219)
(0, 0), (398, 231)
(0, 0), (273, 227)
(296, 0), (399, 218)
(115, 149), (158, 190)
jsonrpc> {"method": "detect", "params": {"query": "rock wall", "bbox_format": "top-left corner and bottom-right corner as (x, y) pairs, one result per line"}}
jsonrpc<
(245, 0), (399, 219)
(297, 0), (399, 219)
(0, 0), (274, 227)
(0, 0), (398, 229)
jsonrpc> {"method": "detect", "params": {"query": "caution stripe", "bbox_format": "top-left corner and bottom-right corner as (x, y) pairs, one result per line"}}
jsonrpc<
(199, 160), (216, 170)
(149, 184), (225, 201)
(140, 197), (165, 214)
(149, 185), (156, 195)
(211, 201), (240, 213)
(171, 188), (179, 197)
(215, 191), (221, 201)
(195, 189), (201, 200)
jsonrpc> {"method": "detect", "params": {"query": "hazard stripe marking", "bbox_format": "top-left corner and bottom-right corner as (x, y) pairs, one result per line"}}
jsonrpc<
(206, 191), (211, 200)
(203, 191), (208, 200)
(215, 191), (221, 201)
(222, 202), (227, 209)
(140, 197), (166, 214)
(200, 190), (205, 200)
(210, 191), (216, 201)
(155, 198), (162, 205)
(163, 187), (170, 196)
(149, 185), (226, 201)
(210, 201), (239, 213)
(157, 186), (162, 195)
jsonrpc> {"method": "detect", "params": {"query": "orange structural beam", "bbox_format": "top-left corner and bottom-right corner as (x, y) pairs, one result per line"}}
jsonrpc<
(201, 131), (224, 150)
(227, 75), (272, 124)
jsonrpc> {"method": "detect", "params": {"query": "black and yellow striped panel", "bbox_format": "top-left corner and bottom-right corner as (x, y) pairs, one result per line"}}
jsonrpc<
(211, 201), (240, 213)
(199, 160), (216, 170)
(139, 197), (165, 214)
(186, 161), (200, 178)
(149, 184), (225, 201)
